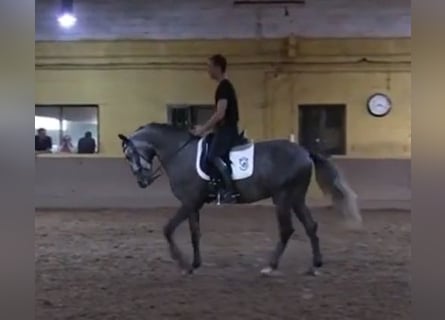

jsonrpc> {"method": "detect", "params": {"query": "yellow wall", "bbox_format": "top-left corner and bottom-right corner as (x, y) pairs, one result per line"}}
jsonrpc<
(36, 38), (411, 157)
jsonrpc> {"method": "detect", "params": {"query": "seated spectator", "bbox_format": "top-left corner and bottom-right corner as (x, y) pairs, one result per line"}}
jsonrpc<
(35, 128), (52, 153)
(59, 135), (74, 153)
(77, 131), (96, 154)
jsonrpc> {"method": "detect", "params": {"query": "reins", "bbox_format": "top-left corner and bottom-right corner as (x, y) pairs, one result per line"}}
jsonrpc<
(145, 135), (196, 183)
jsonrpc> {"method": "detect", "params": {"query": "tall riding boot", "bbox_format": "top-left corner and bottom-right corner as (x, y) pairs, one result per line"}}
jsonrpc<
(211, 157), (239, 203)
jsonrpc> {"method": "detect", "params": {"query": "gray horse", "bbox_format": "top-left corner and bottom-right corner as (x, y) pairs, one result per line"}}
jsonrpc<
(118, 122), (362, 275)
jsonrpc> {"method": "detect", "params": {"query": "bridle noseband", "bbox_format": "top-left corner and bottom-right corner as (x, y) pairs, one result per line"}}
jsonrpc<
(124, 135), (195, 185)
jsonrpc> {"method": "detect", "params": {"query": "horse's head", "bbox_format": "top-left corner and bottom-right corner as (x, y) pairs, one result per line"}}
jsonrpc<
(118, 133), (159, 188)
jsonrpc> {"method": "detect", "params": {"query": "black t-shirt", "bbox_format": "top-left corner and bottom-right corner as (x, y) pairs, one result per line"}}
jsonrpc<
(215, 79), (239, 128)
(35, 135), (52, 151)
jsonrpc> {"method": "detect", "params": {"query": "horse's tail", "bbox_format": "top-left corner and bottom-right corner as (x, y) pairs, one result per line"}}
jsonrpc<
(309, 152), (363, 228)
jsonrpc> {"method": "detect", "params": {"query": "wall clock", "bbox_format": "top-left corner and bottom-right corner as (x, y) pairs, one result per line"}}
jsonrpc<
(367, 93), (392, 117)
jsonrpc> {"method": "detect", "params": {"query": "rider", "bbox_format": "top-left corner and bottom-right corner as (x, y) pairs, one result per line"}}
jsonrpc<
(191, 54), (240, 203)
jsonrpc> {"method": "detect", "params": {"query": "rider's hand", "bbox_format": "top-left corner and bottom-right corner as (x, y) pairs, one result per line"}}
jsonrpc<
(190, 125), (205, 137)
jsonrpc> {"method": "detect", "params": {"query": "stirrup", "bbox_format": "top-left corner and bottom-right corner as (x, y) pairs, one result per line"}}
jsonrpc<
(219, 190), (239, 204)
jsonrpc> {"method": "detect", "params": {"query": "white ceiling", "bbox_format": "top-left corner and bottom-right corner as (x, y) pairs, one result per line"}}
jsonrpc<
(36, 0), (411, 41)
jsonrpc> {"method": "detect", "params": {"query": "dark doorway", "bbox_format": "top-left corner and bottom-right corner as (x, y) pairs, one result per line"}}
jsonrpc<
(298, 104), (346, 155)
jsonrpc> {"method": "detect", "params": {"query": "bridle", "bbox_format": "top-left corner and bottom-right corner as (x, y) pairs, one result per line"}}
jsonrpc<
(125, 135), (195, 184)
(123, 139), (157, 180)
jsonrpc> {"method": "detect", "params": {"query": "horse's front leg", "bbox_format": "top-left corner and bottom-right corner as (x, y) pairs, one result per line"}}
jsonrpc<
(188, 211), (201, 269)
(163, 205), (193, 273)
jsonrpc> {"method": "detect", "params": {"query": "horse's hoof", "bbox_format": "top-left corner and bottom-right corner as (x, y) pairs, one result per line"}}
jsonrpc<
(261, 267), (273, 275)
(305, 267), (321, 277)
(260, 267), (281, 277)
(313, 258), (323, 268)
(181, 268), (194, 276)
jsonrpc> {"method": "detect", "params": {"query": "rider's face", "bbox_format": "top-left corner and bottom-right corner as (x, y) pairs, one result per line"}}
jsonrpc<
(207, 60), (218, 80)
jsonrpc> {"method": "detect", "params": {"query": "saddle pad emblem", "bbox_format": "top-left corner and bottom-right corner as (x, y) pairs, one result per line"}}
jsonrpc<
(238, 157), (249, 171)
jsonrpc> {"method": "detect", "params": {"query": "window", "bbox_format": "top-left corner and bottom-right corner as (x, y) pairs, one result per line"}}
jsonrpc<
(167, 105), (214, 129)
(298, 104), (346, 155)
(35, 105), (99, 153)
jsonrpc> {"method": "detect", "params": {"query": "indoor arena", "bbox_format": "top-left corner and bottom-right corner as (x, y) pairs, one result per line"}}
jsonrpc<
(35, 1), (411, 319)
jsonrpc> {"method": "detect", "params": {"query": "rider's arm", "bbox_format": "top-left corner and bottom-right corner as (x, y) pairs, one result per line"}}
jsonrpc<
(201, 99), (227, 132)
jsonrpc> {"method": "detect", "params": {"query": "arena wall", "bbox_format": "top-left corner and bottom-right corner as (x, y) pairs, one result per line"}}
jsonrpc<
(35, 155), (410, 210)
(36, 38), (411, 157)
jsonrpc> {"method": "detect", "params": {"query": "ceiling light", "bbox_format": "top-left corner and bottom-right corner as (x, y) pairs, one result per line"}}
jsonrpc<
(58, 13), (77, 29)
(57, 0), (77, 29)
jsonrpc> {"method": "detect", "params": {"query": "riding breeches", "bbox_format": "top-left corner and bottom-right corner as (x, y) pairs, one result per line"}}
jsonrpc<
(207, 126), (238, 162)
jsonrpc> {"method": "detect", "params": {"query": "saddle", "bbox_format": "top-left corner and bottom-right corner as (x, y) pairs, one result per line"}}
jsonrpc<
(202, 130), (250, 167)
(201, 130), (249, 170)
(196, 130), (254, 203)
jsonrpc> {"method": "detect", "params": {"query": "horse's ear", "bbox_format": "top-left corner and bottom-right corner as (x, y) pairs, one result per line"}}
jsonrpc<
(118, 134), (128, 142)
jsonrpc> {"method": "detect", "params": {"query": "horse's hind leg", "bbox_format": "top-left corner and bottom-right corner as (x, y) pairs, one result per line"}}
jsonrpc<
(293, 201), (323, 274)
(261, 192), (294, 275)
(291, 162), (322, 274)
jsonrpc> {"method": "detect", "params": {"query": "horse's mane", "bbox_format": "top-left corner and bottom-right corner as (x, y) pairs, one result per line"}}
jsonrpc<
(149, 122), (187, 133)
(135, 122), (195, 138)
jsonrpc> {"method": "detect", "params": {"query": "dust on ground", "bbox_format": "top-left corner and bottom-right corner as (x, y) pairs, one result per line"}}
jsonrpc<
(36, 206), (411, 320)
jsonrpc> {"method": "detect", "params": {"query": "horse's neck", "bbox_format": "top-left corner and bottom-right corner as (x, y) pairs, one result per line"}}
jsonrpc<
(139, 127), (190, 161)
